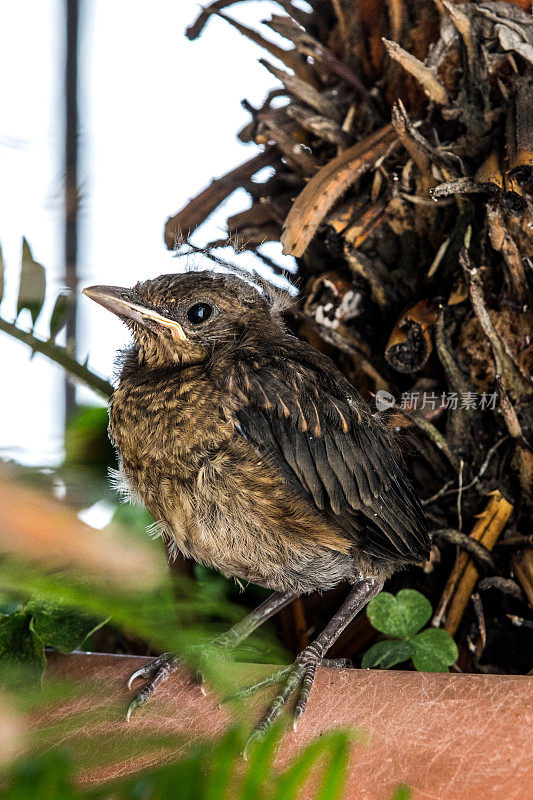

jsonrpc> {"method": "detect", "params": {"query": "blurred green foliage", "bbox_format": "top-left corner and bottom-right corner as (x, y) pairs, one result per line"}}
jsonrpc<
(1, 724), (412, 800)
(1, 726), (355, 800)
(0, 552), (287, 686)
(64, 405), (115, 468)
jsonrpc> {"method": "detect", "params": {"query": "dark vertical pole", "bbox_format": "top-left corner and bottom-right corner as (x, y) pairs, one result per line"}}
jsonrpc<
(64, 0), (79, 419)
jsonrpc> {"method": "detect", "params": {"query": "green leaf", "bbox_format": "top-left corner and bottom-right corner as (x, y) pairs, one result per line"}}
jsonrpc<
(2, 750), (76, 800)
(85, 747), (204, 800)
(241, 724), (281, 800)
(0, 597), (24, 616)
(390, 784), (412, 800)
(49, 291), (70, 341)
(17, 238), (46, 326)
(28, 601), (107, 654)
(64, 405), (115, 467)
(200, 727), (241, 799)
(315, 733), (350, 800)
(411, 628), (458, 672)
(0, 611), (46, 674)
(272, 740), (327, 800)
(366, 590), (432, 639)
(272, 732), (358, 800)
(361, 639), (414, 669)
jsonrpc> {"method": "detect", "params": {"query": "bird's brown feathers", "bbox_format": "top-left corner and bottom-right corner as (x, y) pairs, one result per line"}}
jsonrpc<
(223, 338), (429, 566)
(101, 270), (429, 593)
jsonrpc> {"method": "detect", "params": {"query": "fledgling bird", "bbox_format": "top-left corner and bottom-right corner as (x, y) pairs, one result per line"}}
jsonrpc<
(83, 271), (430, 738)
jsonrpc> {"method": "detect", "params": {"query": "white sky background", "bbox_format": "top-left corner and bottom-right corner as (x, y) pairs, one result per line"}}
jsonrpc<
(0, 0), (297, 466)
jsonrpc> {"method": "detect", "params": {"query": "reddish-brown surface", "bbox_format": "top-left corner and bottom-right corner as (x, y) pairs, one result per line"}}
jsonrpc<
(39, 652), (532, 799)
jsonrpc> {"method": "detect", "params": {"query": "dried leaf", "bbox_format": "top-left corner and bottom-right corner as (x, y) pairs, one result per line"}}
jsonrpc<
(259, 59), (340, 121)
(257, 119), (318, 175)
(215, 12), (314, 82)
(392, 98), (462, 175)
(441, 0), (477, 76)
(344, 245), (391, 309)
(186, 0), (313, 40)
(383, 38), (449, 104)
(461, 248), (532, 402)
(343, 200), (387, 248)
(281, 125), (395, 257)
(185, 0), (249, 40)
(387, 0), (406, 44)
(512, 546), (533, 606)
(496, 21), (533, 66)
(287, 105), (349, 145)
(266, 15), (378, 110)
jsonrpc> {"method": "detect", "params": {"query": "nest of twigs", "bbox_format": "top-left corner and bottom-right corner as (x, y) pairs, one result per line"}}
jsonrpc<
(167, 0), (533, 675)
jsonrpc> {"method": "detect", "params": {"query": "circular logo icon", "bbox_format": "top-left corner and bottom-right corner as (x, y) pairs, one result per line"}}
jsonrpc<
(375, 389), (395, 411)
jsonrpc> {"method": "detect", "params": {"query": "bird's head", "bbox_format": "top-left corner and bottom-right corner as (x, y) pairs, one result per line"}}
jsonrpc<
(83, 271), (288, 369)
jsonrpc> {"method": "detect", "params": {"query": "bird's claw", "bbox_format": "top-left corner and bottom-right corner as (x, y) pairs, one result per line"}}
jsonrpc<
(127, 652), (176, 690)
(126, 691), (147, 722)
(243, 661), (306, 757)
(241, 648), (351, 755)
(126, 652), (179, 720)
(125, 643), (235, 720)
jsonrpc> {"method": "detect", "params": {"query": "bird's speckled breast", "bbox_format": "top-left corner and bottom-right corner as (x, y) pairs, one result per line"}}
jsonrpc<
(108, 369), (355, 594)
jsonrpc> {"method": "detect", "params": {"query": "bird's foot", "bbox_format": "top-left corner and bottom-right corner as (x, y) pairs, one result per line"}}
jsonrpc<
(126, 652), (181, 720)
(237, 651), (352, 758)
(126, 639), (236, 720)
(125, 643), (350, 737)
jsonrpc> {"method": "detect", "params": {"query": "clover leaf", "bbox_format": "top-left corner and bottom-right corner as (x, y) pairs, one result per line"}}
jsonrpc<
(363, 589), (458, 673)
(361, 639), (414, 669)
(411, 628), (458, 673)
(366, 589), (432, 639)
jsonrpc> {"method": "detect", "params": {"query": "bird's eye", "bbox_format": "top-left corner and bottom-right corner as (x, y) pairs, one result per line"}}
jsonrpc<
(187, 302), (213, 325)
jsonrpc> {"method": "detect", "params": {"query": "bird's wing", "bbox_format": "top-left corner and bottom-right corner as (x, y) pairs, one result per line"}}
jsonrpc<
(226, 349), (430, 564)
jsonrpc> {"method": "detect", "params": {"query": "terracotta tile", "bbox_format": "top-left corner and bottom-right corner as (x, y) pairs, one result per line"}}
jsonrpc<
(39, 652), (532, 799)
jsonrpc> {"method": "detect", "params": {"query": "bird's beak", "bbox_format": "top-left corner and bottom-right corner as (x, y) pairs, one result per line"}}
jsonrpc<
(82, 285), (187, 340)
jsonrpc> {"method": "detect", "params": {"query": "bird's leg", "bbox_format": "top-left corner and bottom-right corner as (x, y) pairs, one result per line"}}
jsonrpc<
(244, 577), (384, 754)
(211, 590), (295, 651)
(126, 590), (294, 719)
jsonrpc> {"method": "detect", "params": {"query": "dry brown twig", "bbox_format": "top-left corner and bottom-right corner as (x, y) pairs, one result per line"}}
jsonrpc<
(434, 491), (513, 636)
(485, 199), (529, 303)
